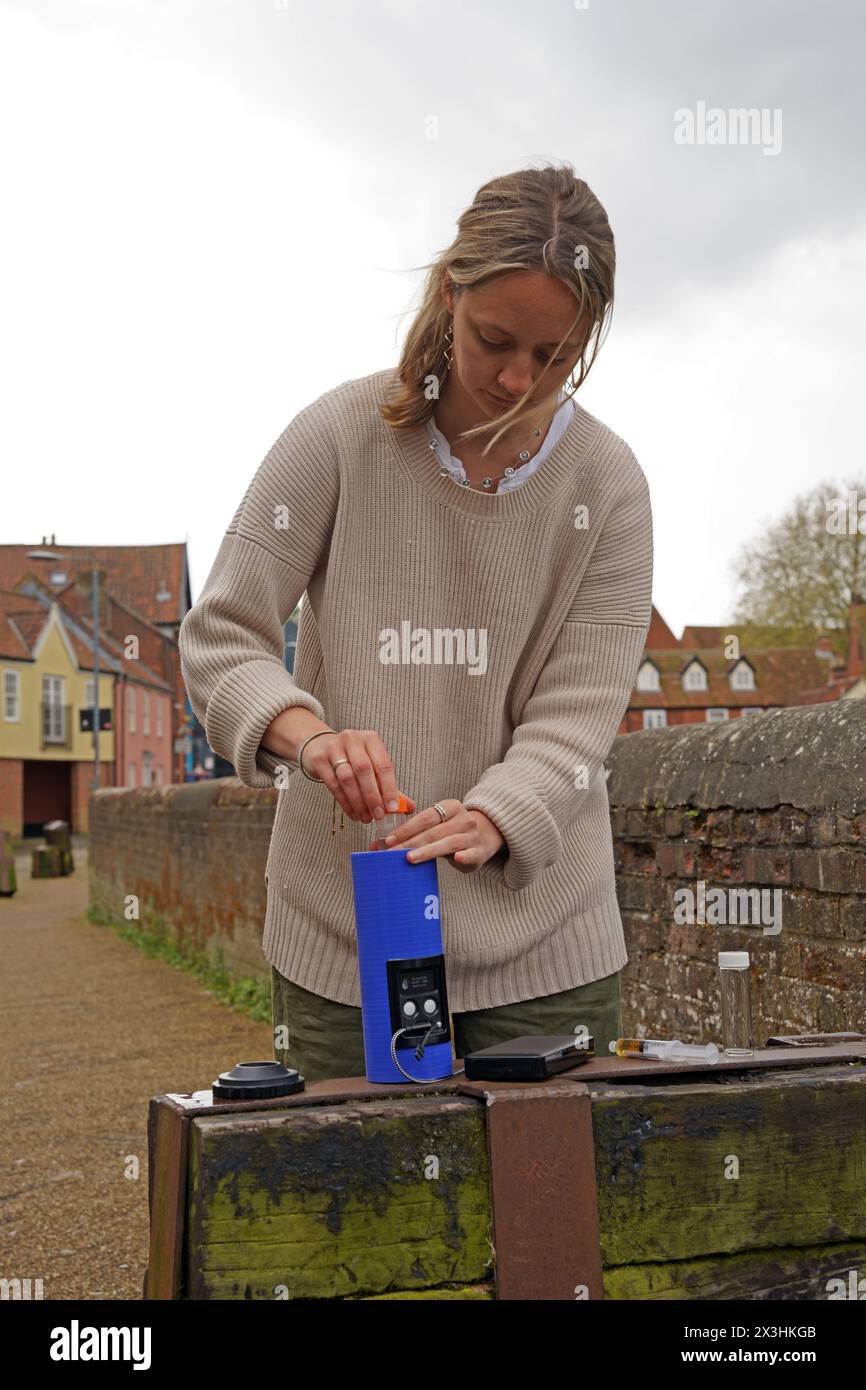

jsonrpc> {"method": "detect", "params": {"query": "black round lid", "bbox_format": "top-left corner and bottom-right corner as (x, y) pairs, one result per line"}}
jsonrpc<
(212, 1060), (304, 1100)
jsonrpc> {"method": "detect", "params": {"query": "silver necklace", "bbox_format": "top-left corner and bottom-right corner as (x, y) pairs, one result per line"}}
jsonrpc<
(427, 427), (542, 490)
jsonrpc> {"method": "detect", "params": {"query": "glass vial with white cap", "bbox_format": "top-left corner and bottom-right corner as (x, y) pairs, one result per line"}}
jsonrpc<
(718, 950), (754, 1056)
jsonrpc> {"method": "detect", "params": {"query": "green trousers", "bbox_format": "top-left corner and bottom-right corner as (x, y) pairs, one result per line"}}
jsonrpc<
(271, 966), (622, 1083)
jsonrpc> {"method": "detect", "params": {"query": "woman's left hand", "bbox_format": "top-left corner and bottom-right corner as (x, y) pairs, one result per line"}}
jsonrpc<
(369, 799), (505, 873)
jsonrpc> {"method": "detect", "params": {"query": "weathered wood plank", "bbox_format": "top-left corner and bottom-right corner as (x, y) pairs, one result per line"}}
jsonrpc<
(604, 1240), (866, 1300)
(590, 1068), (866, 1265)
(187, 1097), (492, 1299)
(145, 1098), (188, 1299)
(357, 1283), (495, 1299)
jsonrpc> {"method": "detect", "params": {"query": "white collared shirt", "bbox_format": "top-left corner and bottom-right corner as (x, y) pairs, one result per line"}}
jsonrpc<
(426, 392), (576, 493)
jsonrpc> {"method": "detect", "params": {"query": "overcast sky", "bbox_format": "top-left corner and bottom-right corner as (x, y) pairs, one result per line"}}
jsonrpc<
(2, 0), (863, 635)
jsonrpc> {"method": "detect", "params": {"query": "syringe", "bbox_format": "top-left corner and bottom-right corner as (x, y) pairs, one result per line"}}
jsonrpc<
(609, 1037), (719, 1063)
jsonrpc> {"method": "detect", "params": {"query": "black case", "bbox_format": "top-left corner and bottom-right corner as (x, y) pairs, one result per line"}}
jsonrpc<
(463, 1033), (594, 1081)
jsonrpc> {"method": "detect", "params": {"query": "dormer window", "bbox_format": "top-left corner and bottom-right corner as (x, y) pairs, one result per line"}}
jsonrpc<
(682, 660), (707, 692)
(729, 660), (755, 690)
(636, 660), (660, 692)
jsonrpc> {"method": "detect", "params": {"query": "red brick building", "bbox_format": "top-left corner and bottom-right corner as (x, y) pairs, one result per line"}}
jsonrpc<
(621, 601), (866, 731)
(0, 538), (191, 836)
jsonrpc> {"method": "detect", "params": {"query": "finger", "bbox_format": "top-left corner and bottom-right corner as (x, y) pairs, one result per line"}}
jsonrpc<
(341, 732), (388, 820)
(405, 833), (471, 863)
(316, 741), (369, 822)
(363, 734), (396, 818)
(453, 846), (480, 864)
(348, 733), (400, 817)
(363, 735), (405, 816)
(302, 736), (355, 820)
(339, 733), (391, 817)
(383, 807), (441, 846)
(385, 803), (464, 846)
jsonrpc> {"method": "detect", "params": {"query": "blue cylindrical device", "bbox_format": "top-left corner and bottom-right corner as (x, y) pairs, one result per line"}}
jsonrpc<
(350, 847), (454, 1083)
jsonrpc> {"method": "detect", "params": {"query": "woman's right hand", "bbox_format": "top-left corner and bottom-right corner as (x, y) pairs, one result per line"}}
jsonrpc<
(299, 727), (417, 825)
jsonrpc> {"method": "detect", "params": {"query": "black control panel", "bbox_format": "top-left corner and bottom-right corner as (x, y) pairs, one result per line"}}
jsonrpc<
(386, 954), (451, 1050)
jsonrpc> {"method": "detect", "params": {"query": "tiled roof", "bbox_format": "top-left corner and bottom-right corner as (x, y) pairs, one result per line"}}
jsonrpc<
(0, 585), (171, 690)
(633, 646), (832, 708)
(0, 543), (190, 627)
(0, 590), (44, 660)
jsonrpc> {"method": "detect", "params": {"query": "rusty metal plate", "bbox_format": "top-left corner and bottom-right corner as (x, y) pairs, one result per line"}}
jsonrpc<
(459, 1080), (603, 1301)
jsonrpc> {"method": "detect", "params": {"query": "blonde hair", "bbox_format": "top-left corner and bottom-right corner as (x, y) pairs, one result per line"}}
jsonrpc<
(378, 161), (616, 458)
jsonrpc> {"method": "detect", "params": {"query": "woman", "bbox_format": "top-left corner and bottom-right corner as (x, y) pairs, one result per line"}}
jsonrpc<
(178, 162), (653, 1083)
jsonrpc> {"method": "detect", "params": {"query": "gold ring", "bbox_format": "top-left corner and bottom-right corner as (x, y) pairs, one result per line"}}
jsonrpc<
(433, 802), (448, 823)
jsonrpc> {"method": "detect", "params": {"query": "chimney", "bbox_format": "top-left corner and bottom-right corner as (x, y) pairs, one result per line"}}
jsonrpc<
(814, 635), (835, 682)
(846, 596), (866, 681)
(50, 533), (56, 545)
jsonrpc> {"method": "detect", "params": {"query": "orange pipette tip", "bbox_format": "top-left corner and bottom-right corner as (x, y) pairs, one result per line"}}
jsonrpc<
(395, 794), (413, 813)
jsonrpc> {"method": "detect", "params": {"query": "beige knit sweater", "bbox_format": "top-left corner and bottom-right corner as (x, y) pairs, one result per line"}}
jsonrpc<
(178, 367), (654, 1010)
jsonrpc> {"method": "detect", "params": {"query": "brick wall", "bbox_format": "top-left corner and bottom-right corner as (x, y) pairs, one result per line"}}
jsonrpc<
(89, 701), (866, 1042)
(88, 779), (277, 982)
(606, 700), (866, 1042)
(0, 758), (23, 837)
(70, 759), (114, 835)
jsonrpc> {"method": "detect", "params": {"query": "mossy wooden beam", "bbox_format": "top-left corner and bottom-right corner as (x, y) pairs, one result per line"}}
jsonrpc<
(357, 1283), (495, 1300)
(186, 1097), (492, 1300)
(603, 1240), (866, 1300)
(150, 1055), (866, 1300)
(589, 1067), (866, 1266)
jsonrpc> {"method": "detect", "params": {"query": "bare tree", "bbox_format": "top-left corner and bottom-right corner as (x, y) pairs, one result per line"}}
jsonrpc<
(728, 477), (866, 661)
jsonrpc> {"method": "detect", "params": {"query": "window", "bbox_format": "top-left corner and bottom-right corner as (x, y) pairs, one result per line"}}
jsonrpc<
(156, 764), (163, 786)
(127, 762), (136, 787)
(128, 685), (136, 733)
(740, 706), (763, 716)
(3, 669), (20, 721)
(156, 698), (163, 738)
(143, 692), (150, 736)
(683, 662), (707, 691)
(706, 708), (729, 722)
(643, 709), (667, 728)
(85, 679), (96, 707)
(142, 750), (153, 786)
(636, 662), (660, 692)
(42, 675), (65, 742)
(730, 662), (755, 690)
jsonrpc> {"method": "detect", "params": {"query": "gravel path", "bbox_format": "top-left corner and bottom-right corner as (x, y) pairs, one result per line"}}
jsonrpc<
(0, 845), (272, 1300)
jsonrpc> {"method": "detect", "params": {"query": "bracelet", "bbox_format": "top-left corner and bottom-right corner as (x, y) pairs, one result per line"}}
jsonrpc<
(297, 728), (337, 782)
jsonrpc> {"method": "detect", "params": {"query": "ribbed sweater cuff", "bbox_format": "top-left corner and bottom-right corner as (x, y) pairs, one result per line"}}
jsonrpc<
(205, 658), (326, 789)
(463, 778), (562, 891)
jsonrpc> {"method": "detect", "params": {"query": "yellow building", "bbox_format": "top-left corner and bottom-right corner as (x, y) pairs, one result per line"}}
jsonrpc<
(1, 593), (116, 837)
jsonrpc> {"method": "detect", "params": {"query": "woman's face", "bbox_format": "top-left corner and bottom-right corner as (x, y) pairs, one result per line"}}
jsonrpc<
(443, 269), (588, 418)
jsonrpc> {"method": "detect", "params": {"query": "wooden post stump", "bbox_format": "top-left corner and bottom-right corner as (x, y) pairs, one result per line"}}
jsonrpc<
(31, 844), (62, 878)
(0, 832), (17, 896)
(44, 820), (74, 875)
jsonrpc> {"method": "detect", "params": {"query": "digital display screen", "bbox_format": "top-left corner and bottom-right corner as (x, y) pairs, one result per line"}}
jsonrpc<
(402, 973), (432, 991)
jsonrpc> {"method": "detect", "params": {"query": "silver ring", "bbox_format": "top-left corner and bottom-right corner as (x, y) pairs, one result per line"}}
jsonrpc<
(331, 758), (350, 772)
(433, 802), (448, 823)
